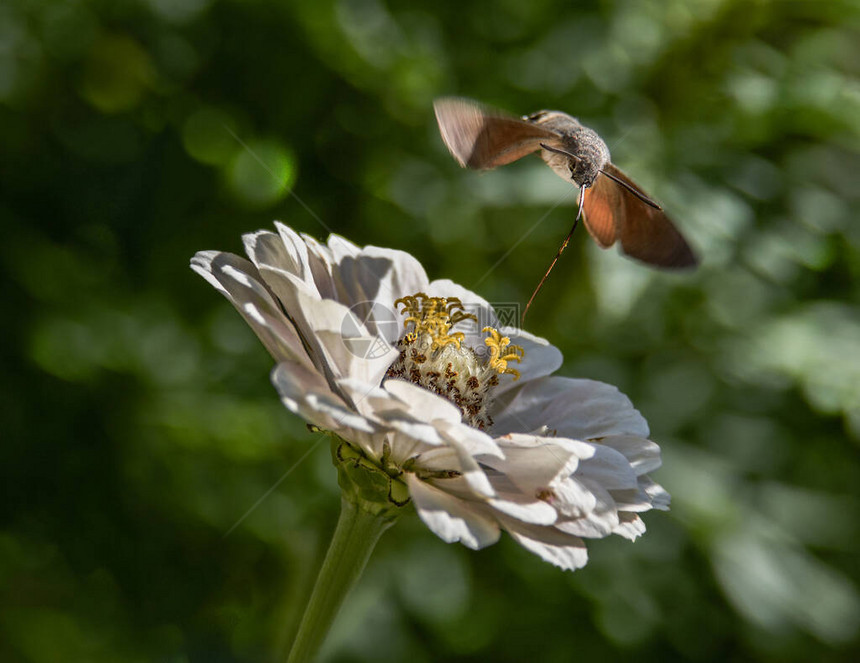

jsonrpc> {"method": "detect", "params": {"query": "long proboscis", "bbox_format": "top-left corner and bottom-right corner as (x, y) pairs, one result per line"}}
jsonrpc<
(521, 186), (585, 326)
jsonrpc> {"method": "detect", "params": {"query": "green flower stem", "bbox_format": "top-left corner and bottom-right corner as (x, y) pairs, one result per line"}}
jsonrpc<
(286, 496), (396, 663)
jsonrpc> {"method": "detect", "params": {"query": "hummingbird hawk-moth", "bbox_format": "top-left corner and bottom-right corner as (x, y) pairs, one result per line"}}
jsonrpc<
(433, 97), (698, 271)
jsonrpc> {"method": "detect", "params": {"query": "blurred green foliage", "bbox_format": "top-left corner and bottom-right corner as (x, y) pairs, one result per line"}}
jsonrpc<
(3, 0), (860, 661)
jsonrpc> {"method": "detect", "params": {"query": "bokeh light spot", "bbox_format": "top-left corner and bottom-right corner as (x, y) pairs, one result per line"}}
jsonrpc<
(225, 140), (296, 208)
(79, 34), (155, 113)
(182, 107), (239, 166)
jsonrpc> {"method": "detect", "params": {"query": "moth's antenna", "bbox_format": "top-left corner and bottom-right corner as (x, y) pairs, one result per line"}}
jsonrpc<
(596, 169), (662, 210)
(540, 143), (580, 163)
(521, 186), (585, 326)
(539, 143), (662, 210)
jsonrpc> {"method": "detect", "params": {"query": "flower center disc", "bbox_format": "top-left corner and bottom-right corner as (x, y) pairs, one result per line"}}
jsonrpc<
(384, 293), (524, 430)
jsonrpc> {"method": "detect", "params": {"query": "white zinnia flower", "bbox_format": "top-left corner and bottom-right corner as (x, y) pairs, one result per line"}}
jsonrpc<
(192, 222), (669, 571)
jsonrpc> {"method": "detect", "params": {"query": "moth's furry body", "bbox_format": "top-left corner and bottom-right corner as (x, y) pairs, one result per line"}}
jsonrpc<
(527, 110), (610, 189)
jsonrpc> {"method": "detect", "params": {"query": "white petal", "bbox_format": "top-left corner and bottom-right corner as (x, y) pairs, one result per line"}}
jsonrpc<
(245, 226), (315, 291)
(419, 454), (495, 500)
(612, 512), (646, 540)
(488, 493), (558, 526)
(555, 498), (619, 538)
(641, 476), (671, 510)
(577, 443), (639, 491)
(314, 329), (398, 388)
(417, 440), (495, 499)
(335, 377), (400, 420)
(387, 420), (446, 447)
(392, 419), (504, 501)
(383, 379), (463, 424)
(239, 300), (315, 367)
(550, 476), (598, 519)
(253, 261), (334, 337)
(371, 389), (499, 454)
(435, 419), (504, 459)
(333, 246), (430, 325)
(345, 380), (448, 447)
(299, 233), (339, 300)
(271, 361), (375, 437)
(497, 516), (589, 571)
(300, 232), (334, 263)
(562, 477), (620, 537)
(448, 458), (495, 500)
(610, 486), (657, 512)
(335, 378), (443, 439)
(483, 434), (582, 493)
(387, 430), (439, 463)
(297, 232), (359, 305)
(192, 250), (251, 296)
(191, 251), (311, 367)
(326, 233), (362, 262)
(244, 229), (303, 276)
(491, 376), (650, 439)
(406, 475), (501, 550)
(258, 267), (396, 386)
(598, 435), (663, 475)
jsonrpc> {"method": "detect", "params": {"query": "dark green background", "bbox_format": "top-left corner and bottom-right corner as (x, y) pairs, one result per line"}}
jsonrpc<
(3, 0), (860, 660)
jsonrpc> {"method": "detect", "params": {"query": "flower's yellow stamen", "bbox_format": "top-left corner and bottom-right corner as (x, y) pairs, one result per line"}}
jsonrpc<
(394, 293), (477, 351)
(388, 293), (527, 429)
(483, 326), (524, 380)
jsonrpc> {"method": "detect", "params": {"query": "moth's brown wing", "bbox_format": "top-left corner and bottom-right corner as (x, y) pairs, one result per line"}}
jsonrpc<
(591, 164), (698, 269)
(581, 169), (622, 249)
(434, 97), (558, 169)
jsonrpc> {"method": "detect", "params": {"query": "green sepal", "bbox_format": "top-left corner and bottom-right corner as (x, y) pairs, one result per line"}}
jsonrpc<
(330, 436), (410, 520)
(388, 477), (411, 506)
